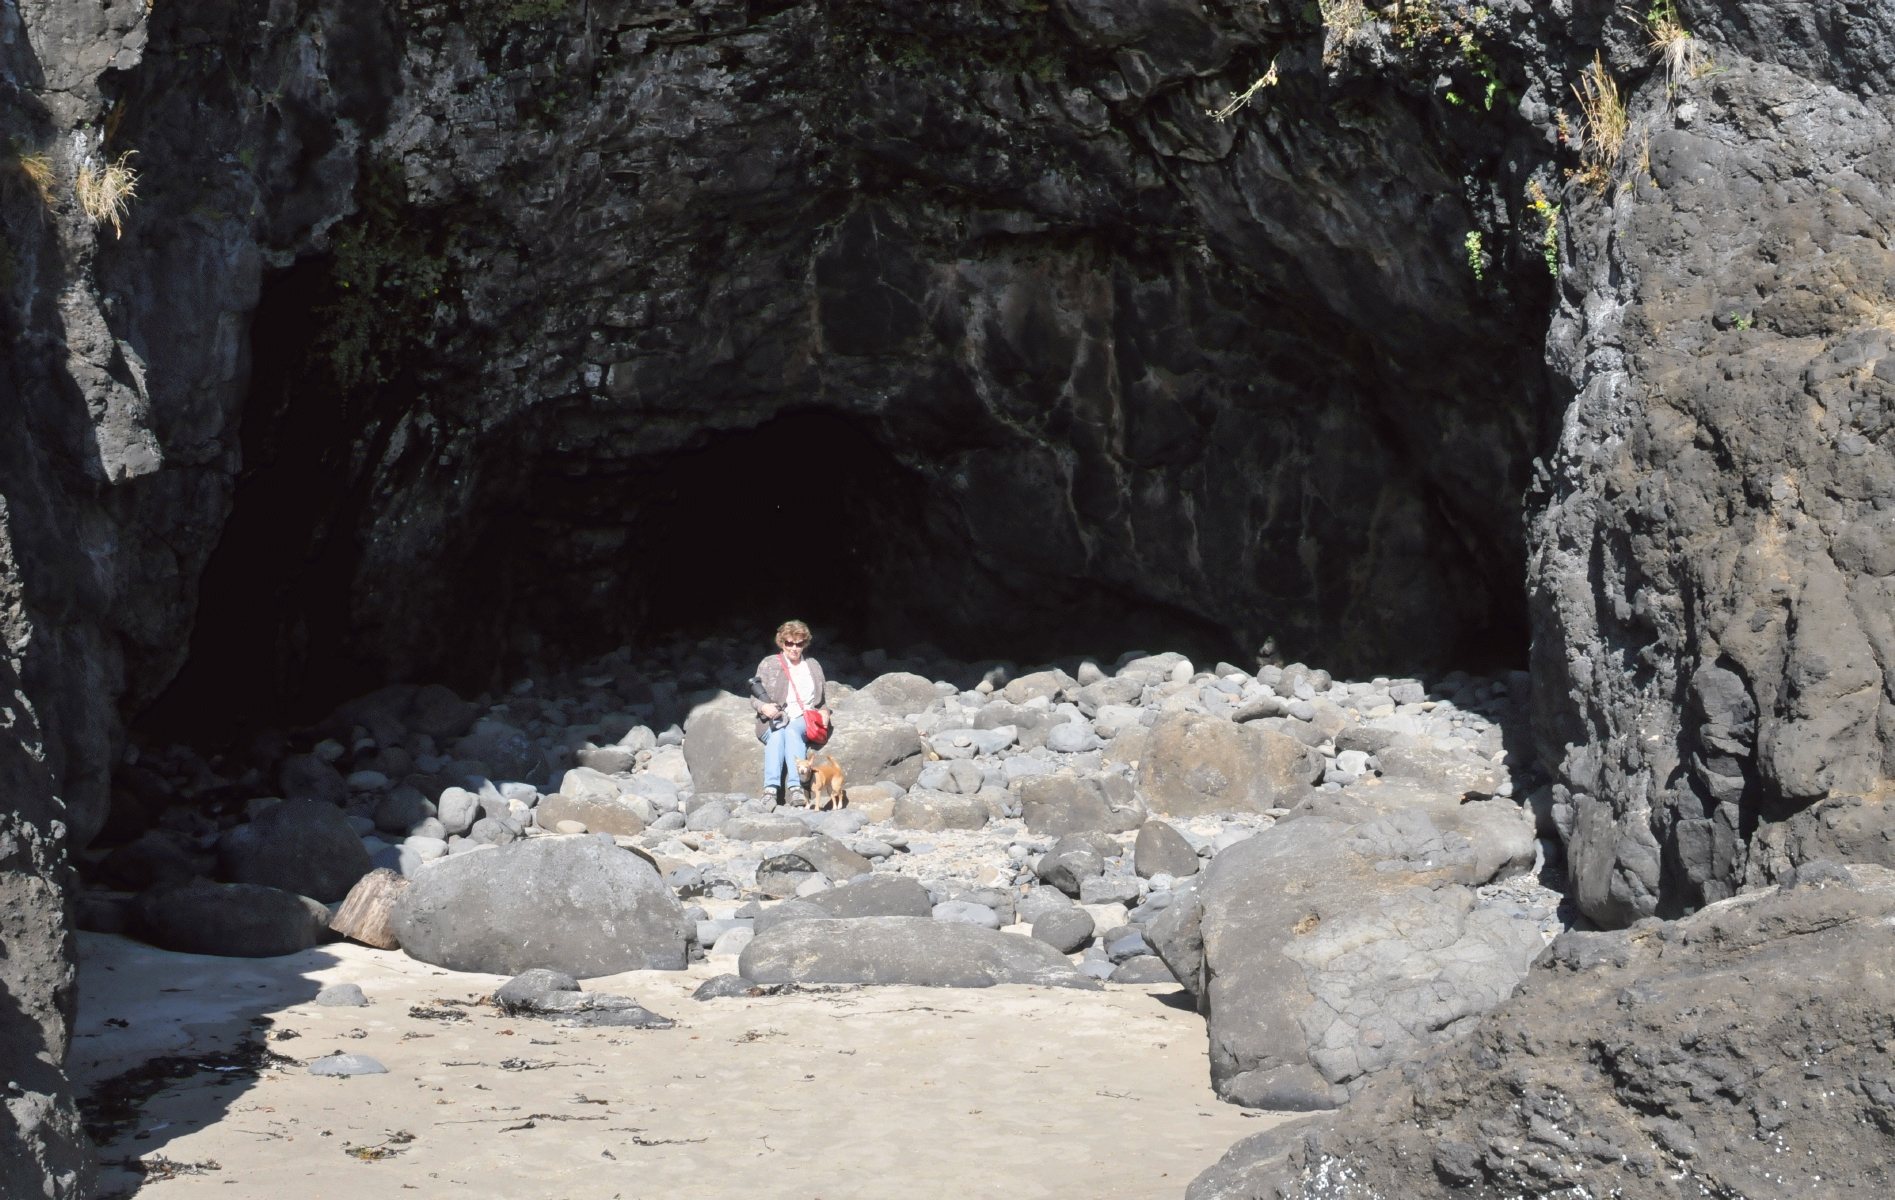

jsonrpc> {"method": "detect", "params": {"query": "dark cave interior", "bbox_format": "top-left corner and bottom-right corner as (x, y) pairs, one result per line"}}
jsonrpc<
(138, 265), (1248, 749)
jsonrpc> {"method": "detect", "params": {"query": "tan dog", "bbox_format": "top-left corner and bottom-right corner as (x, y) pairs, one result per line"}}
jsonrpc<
(795, 754), (847, 811)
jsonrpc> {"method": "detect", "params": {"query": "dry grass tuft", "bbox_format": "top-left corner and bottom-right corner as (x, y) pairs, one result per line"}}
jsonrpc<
(1571, 53), (1626, 191)
(1643, 0), (1705, 87)
(1319, 0), (1369, 63)
(10, 151), (57, 206)
(76, 151), (138, 237)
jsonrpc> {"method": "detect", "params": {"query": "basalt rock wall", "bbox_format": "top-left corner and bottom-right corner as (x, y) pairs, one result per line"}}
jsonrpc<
(1531, 1), (1895, 926)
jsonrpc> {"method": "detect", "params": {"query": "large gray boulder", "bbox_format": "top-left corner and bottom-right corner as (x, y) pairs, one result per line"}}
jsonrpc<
(819, 706), (925, 788)
(217, 798), (373, 902)
(536, 788), (653, 836)
(1157, 790), (1539, 1110)
(738, 916), (1099, 988)
(682, 693), (764, 795)
(1190, 867), (1895, 1200)
(804, 874), (933, 918)
(390, 837), (690, 975)
(133, 880), (331, 958)
(847, 671), (939, 716)
(1019, 773), (1146, 836)
(1136, 712), (1322, 816)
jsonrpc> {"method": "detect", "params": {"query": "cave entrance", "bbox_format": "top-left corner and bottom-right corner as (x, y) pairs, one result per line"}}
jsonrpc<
(505, 408), (947, 659)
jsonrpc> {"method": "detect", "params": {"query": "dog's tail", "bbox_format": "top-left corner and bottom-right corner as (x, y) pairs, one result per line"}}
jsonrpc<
(825, 755), (840, 769)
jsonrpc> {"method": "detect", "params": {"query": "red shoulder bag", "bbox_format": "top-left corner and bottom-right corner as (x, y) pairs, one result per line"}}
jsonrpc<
(780, 655), (830, 746)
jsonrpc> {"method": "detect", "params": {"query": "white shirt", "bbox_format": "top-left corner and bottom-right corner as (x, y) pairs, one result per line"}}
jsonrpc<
(783, 659), (815, 719)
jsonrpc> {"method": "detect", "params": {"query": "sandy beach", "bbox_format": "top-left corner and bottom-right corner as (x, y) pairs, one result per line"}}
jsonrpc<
(72, 932), (1281, 1199)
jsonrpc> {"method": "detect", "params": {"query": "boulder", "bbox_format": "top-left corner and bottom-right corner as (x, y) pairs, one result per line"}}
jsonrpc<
(217, 798), (373, 903)
(452, 719), (535, 781)
(849, 671), (939, 716)
(494, 968), (580, 1013)
(739, 916), (1099, 989)
(1019, 774), (1146, 836)
(1045, 721), (1103, 754)
(756, 835), (873, 897)
(804, 874), (932, 918)
(623, 773), (680, 811)
(1190, 868), (1895, 1200)
(1016, 887), (1075, 925)
(1110, 955), (1176, 984)
(279, 753), (346, 805)
(389, 836), (690, 976)
(682, 693), (764, 794)
(101, 830), (202, 891)
(406, 683), (481, 739)
(892, 790), (989, 831)
(436, 786), (480, 835)
(575, 744), (639, 773)
(684, 800), (733, 832)
(722, 813), (810, 842)
(372, 786), (434, 834)
(753, 899), (835, 935)
(1134, 820), (1200, 879)
(536, 790), (652, 837)
(1162, 799), (1543, 1111)
(133, 880), (330, 958)
(1031, 906), (1095, 953)
(644, 744), (693, 789)
(932, 899), (1003, 929)
(820, 707), (926, 787)
(1003, 669), (1072, 705)
(555, 766), (627, 803)
(1137, 712), (1322, 816)
(1036, 834), (1106, 896)
(845, 783), (900, 823)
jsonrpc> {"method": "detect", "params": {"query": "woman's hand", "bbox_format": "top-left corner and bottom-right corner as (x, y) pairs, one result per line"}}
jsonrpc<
(760, 703), (782, 719)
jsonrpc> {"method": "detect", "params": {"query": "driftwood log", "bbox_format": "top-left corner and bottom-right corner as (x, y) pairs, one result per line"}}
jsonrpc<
(329, 868), (410, 950)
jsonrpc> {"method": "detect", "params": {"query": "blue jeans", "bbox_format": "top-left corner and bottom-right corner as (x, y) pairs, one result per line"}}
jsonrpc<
(764, 716), (808, 790)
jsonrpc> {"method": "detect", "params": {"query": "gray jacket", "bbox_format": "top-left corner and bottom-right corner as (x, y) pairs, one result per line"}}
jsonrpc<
(752, 654), (828, 742)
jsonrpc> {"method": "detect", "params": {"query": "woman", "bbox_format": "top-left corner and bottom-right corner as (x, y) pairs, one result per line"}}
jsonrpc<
(752, 620), (830, 807)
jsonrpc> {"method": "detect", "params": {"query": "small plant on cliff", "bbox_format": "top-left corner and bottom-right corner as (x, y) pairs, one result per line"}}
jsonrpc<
(1394, 0), (1442, 49)
(1571, 53), (1625, 191)
(4, 140), (56, 207)
(1464, 231), (1485, 281)
(1526, 181), (1560, 278)
(321, 161), (449, 391)
(1317, 0), (1368, 63)
(75, 150), (138, 237)
(1210, 58), (1280, 122)
(1643, 0), (1705, 87)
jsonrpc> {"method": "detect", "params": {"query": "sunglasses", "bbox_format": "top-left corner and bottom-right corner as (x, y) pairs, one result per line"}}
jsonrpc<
(782, 639), (809, 648)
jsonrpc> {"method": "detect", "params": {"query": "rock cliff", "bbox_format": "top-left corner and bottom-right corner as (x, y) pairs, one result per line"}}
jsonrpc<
(7, 0), (1895, 1192)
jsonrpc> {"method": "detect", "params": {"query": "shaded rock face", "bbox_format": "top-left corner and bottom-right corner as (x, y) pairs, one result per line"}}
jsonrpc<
(1530, 11), (1895, 925)
(1189, 868), (1895, 1200)
(115, 0), (1582, 754)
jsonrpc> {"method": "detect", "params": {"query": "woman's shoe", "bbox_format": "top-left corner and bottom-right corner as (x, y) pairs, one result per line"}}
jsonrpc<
(786, 787), (809, 808)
